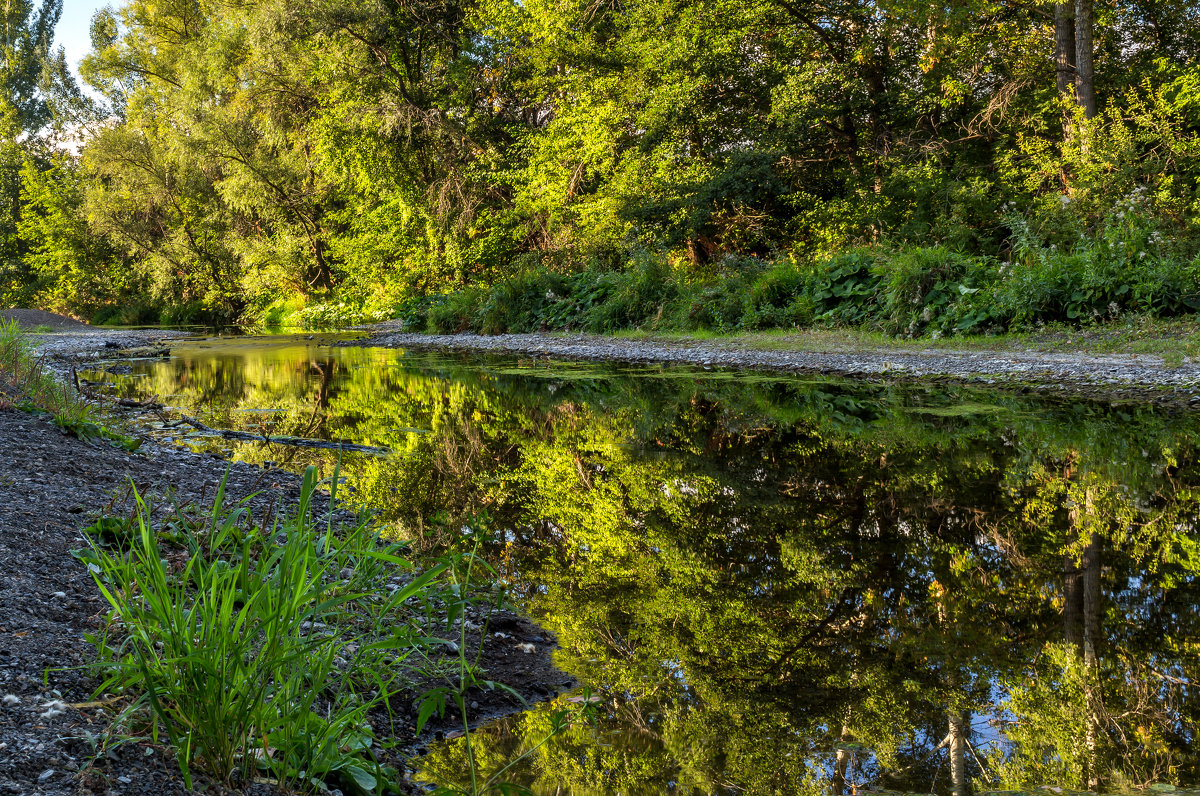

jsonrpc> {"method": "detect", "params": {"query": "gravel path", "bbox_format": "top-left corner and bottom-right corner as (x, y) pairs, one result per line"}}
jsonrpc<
(355, 325), (1200, 399)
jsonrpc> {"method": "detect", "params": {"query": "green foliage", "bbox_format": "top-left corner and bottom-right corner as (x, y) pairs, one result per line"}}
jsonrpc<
(85, 466), (449, 791)
(412, 246), (982, 336)
(89, 303), (161, 327)
(17, 155), (127, 315)
(580, 254), (682, 332)
(877, 247), (995, 336)
(294, 302), (392, 331)
(805, 249), (885, 326)
(0, 318), (103, 427)
(6, 0), (1200, 335)
(986, 196), (1200, 328)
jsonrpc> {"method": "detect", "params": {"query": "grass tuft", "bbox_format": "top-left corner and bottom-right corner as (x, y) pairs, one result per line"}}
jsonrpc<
(83, 466), (450, 791)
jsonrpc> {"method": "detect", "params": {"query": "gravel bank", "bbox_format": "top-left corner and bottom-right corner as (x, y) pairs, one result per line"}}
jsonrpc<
(0, 310), (91, 331)
(354, 325), (1200, 401)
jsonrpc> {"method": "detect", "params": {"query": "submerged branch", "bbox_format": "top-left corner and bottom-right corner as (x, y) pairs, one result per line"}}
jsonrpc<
(179, 415), (391, 455)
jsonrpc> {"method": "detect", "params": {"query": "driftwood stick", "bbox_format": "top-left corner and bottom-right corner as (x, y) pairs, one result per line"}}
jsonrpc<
(116, 395), (163, 410)
(179, 415), (391, 455)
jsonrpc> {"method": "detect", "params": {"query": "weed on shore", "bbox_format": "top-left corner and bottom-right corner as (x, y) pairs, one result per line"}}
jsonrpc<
(79, 467), (588, 793)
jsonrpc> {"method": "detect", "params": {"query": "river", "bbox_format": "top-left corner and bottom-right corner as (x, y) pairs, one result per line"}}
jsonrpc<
(82, 333), (1200, 795)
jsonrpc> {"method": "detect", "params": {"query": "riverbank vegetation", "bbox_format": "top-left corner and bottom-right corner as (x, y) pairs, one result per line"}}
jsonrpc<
(82, 467), (454, 792)
(1, 0), (1198, 335)
(80, 461), (589, 794)
(0, 317), (127, 438)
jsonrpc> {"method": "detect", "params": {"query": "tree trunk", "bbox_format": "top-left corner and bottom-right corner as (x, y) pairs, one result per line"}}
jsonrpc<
(1074, 0), (1097, 119)
(1054, 3), (1077, 138)
(948, 710), (969, 796)
(833, 725), (854, 795)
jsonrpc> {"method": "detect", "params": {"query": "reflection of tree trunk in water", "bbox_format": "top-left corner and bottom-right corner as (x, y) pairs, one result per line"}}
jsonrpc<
(833, 724), (854, 796)
(312, 359), (334, 409)
(948, 710), (969, 796)
(1065, 483), (1102, 789)
(934, 573), (970, 796)
(299, 359), (335, 437)
(1082, 531), (1102, 789)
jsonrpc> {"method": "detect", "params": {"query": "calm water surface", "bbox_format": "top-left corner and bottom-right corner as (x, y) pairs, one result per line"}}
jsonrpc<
(84, 335), (1200, 794)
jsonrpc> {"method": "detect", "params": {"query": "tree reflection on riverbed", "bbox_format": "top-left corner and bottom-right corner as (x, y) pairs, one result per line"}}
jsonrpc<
(89, 338), (1200, 793)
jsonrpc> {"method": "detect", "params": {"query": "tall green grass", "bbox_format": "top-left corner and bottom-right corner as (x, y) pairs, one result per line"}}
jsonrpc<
(81, 469), (583, 793)
(84, 467), (448, 791)
(0, 319), (140, 446)
(0, 318), (102, 423)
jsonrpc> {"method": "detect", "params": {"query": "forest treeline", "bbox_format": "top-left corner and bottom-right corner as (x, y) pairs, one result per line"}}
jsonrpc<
(2, 0), (1199, 331)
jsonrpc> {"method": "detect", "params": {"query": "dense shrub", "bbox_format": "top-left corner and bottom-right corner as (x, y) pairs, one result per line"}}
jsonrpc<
(878, 247), (996, 336)
(402, 195), (1200, 341)
(987, 197), (1200, 327)
(90, 302), (161, 327)
(805, 249), (885, 326)
(581, 254), (683, 331)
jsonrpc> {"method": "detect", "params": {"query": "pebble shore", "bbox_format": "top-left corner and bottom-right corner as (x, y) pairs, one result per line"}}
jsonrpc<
(354, 326), (1200, 403)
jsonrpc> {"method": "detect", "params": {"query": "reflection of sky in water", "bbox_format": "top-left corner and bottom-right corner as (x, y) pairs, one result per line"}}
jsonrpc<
(81, 335), (1200, 794)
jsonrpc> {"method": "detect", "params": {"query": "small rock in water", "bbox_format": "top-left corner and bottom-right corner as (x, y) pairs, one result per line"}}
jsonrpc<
(1, 694), (20, 706)
(117, 776), (132, 784)
(38, 770), (54, 784)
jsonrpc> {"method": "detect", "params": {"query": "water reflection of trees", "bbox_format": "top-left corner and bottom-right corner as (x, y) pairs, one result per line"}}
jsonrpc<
(108, 347), (1200, 792)
(382, 371), (1200, 793)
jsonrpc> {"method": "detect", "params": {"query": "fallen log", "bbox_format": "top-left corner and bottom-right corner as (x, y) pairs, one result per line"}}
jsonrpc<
(179, 415), (392, 455)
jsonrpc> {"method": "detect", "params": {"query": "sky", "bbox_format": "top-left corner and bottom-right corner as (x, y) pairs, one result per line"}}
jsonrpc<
(55, 0), (111, 83)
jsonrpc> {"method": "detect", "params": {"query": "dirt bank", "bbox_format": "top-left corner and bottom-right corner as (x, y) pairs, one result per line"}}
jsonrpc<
(0, 310), (91, 331)
(1, 330), (569, 795)
(352, 325), (1200, 403)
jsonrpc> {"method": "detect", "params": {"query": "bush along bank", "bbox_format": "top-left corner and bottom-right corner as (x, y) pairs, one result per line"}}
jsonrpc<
(398, 201), (1200, 340)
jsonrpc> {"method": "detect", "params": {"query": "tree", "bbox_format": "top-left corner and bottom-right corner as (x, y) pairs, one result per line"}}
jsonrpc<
(1074, 0), (1097, 120)
(0, 0), (62, 132)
